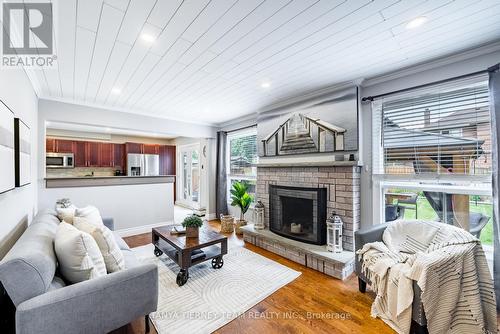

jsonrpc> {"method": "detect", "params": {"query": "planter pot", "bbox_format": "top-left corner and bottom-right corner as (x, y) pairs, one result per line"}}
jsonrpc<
(235, 220), (247, 235)
(220, 214), (235, 233)
(186, 226), (199, 238)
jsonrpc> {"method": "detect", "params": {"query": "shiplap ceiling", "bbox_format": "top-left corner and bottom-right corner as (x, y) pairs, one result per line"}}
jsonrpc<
(14, 0), (500, 125)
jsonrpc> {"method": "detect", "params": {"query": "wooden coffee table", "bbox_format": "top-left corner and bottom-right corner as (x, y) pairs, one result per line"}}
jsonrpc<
(152, 226), (228, 286)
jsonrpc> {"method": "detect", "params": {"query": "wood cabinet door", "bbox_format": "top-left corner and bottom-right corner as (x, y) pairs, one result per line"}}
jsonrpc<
(87, 142), (100, 167)
(46, 138), (56, 152)
(99, 143), (114, 167)
(113, 144), (125, 169)
(159, 145), (176, 175)
(125, 142), (143, 154)
(143, 144), (159, 155)
(74, 141), (87, 167)
(56, 139), (74, 153)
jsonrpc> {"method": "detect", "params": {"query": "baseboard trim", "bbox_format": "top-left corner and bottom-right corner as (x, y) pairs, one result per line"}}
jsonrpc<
(115, 222), (174, 237)
(206, 213), (217, 221)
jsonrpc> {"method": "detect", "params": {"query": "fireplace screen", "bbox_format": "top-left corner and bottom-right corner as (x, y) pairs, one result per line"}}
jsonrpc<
(269, 185), (327, 245)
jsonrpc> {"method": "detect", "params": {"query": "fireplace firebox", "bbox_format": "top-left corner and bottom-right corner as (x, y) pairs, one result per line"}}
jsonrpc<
(269, 185), (327, 245)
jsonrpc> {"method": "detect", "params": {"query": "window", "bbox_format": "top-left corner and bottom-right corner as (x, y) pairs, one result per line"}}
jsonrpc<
(372, 74), (493, 250)
(227, 127), (258, 201)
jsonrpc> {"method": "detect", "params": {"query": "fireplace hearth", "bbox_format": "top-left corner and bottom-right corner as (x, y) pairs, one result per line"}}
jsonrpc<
(269, 185), (327, 245)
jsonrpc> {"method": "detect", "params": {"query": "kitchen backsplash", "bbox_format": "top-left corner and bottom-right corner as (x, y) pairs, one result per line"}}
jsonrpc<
(46, 167), (118, 178)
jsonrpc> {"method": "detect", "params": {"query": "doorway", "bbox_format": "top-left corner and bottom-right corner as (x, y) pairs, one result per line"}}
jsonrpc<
(177, 144), (200, 210)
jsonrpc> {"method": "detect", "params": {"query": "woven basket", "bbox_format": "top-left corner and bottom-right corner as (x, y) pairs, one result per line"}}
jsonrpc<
(220, 214), (234, 233)
(235, 220), (247, 235)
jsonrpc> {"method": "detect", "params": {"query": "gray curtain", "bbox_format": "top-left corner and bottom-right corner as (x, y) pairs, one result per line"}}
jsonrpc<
(488, 64), (500, 309)
(215, 131), (228, 217)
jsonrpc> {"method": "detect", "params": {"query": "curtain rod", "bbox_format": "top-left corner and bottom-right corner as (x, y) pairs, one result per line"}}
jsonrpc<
(361, 68), (493, 102)
(225, 124), (257, 134)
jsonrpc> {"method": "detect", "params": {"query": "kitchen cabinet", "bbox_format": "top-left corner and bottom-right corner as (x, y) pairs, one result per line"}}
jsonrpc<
(46, 138), (74, 153)
(56, 140), (75, 153)
(125, 142), (143, 154)
(160, 145), (176, 175)
(100, 143), (114, 167)
(143, 144), (159, 155)
(46, 138), (56, 153)
(74, 141), (87, 167)
(113, 144), (125, 169)
(87, 142), (100, 167)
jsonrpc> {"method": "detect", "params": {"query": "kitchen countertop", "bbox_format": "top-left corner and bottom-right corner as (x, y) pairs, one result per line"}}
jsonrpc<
(45, 175), (176, 188)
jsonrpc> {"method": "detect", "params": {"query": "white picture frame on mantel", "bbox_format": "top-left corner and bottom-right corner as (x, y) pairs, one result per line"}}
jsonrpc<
(0, 101), (15, 194)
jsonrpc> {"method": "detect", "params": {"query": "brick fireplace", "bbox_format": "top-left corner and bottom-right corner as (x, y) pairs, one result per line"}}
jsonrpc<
(241, 164), (361, 280)
(256, 165), (360, 251)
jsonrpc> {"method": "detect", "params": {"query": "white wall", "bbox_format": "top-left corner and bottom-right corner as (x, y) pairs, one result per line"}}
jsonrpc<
(0, 69), (38, 259)
(39, 183), (174, 235)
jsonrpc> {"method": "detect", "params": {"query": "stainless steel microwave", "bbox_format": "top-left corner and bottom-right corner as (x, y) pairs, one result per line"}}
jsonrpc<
(46, 153), (74, 168)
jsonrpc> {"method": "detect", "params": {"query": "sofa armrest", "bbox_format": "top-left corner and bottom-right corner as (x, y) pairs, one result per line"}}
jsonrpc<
(16, 263), (158, 334)
(354, 223), (388, 278)
(102, 217), (114, 231)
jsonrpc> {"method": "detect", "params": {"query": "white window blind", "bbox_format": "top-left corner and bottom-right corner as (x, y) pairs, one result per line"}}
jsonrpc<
(372, 74), (491, 177)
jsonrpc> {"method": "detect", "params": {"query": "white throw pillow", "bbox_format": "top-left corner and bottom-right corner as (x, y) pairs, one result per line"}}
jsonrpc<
(74, 205), (104, 227)
(56, 205), (77, 224)
(383, 220), (440, 254)
(74, 220), (125, 273)
(54, 222), (107, 283)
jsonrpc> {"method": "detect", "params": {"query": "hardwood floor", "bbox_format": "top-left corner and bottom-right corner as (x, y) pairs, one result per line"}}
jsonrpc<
(116, 220), (395, 334)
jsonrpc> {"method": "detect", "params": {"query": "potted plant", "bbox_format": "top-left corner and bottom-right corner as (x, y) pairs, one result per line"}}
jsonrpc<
(182, 215), (203, 238)
(230, 181), (253, 234)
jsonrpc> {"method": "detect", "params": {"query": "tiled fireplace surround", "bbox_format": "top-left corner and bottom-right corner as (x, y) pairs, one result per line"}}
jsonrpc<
(242, 165), (361, 280)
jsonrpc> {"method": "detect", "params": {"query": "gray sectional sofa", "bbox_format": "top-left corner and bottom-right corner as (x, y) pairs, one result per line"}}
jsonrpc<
(0, 209), (158, 334)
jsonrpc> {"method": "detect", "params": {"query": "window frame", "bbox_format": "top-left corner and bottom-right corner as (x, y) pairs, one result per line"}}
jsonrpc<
(371, 75), (493, 224)
(226, 127), (258, 203)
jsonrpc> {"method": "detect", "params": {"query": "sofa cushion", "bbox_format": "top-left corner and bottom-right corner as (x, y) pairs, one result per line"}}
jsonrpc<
(55, 222), (107, 283)
(56, 205), (77, 224)
(74, 220), (125, 273)
(121, 249), (140, 268)
(74, 206), (104, 227)
(0, 211), (59, 307)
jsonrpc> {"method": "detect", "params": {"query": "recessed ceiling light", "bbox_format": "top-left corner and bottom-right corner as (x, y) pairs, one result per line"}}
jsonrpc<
(406, 16), (428, 29)
(140, 33), (156, 43)
(111, 87), (121, 95)
(261, 82), (271, 89)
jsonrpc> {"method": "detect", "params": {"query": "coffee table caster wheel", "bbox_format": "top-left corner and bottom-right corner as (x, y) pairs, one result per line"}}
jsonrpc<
(176, 269), (189, 286)
(154, 247), (163, 257)
(211, 256), (224, 269)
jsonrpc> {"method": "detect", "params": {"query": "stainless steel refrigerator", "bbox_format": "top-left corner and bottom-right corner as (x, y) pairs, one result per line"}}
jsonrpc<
(127, 154), (159, 176)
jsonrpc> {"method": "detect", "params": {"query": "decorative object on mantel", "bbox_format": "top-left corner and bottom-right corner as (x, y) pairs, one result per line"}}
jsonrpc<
(230, 181), (254, 235)
(220, 214), (235, 233)
(257, 86), (358, 158)
(182, 215), (203, 238)
(326, 212), (343, 253)
(253, 200), (265, 229)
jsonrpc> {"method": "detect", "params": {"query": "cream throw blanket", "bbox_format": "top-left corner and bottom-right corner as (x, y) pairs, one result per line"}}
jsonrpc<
(357, 220), (496, 334)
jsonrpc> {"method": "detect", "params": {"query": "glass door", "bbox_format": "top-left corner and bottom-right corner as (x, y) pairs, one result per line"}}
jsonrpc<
(178, 145), (200, 209)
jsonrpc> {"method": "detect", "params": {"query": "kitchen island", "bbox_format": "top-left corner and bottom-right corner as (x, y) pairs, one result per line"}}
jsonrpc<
(40, 175), (176, 235)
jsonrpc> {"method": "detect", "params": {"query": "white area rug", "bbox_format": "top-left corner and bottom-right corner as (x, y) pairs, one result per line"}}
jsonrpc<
(133, 244), (301, 334)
